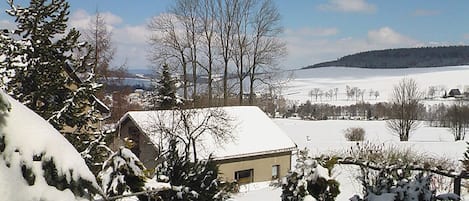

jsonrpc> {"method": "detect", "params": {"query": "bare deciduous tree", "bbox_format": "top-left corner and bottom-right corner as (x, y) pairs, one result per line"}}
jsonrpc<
(148, 107), (234, 162)
(197, 0), (217, 106)
(247, 0), (286, 105)
(148, 14), (190, 100)
(83, 10), (116, 82)
(231, 0), (252, 105)
(386, 78), (422, 141)
(427, 86), (437, 99)
(334, 87), (338, 100)
(374, 90), (380, 100)
(215, 0), (237, 106)
(148, 0), (285, 107)
(310, 88), (321, 102)
(172, 0), (202, 106)
(446, 103), (469, 141)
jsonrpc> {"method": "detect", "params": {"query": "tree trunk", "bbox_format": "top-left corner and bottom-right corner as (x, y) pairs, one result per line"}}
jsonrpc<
(192, 58), (197, 107)
(249, 68), (255, 105)
(208, 63), (212, 106)
(191, 137), (197, 163)
(207, 43), (213, 106)
(181, 51), (188, 100)
(239, 71), (243, 105)
(223, 60), (228, 106)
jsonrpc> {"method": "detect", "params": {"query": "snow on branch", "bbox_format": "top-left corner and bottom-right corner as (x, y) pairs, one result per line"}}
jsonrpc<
(315, 156), (468, 179)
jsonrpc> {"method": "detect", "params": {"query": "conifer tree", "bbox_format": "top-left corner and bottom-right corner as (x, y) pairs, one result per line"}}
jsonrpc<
(155, 139), (229, 201)
(1, 0), (101, 133)
(99, 147), (148, 199)
(0, 30), (12, 85)
(281, 149), (340, 201)
(150, 64), (182, 110)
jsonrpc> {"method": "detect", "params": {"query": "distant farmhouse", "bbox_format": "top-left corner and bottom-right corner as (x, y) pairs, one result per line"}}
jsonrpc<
(112, 106), (297, 184)
(448, 89), (462, 98)
(444, 88), (469, 99)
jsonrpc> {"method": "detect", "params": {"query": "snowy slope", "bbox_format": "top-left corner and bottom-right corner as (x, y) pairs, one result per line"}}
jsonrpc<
(0, 91), (100, 201)
(284, 66), (469, 104)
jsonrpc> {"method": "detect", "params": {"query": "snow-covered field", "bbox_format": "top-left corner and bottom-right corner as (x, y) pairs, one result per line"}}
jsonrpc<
(231, 119), (468, 200)
(230, 66), (469, 200)
(283, 66), (469, 104)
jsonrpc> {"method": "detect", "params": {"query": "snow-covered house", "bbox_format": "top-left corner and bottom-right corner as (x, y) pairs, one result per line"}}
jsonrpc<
(62, 63), (110, 133)
(448, 88), (462, 98)
(113, 106), (297, 184)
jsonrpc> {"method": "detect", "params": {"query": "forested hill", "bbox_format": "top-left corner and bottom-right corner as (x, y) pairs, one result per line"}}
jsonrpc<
(304, 46), (469, 69)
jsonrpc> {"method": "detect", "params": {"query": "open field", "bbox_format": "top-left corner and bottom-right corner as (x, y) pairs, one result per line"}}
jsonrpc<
(230, 66), (469, 200)
(231, 118), (469, 200)
(283, 66), (469, 105)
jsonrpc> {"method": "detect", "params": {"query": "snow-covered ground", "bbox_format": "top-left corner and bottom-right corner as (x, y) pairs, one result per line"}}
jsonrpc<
(231, 66), (469, 200)
(283, 66), (469, 104)
(231, 119), (469, 200)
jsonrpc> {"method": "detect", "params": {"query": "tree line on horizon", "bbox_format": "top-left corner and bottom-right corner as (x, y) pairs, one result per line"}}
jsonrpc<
(306, 46), (469, 69)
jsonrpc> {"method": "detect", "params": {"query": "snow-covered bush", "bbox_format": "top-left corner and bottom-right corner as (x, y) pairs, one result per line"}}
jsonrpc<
(333, 142), (457, 194)
(0, 91), (101, 201)
(350, 168), (462, 201)
(343, 127), (365, 141)
(281, 149), (340, 201)
(341, 142), (457, 172)
(323, 142), (461, 201)
(99, 146), (153, 200)
(68, 130), (113, 176)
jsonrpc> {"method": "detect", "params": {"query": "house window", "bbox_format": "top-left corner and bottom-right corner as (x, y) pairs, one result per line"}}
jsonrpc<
(272, 165), (280, 179)
(128, 127), (140, 157)
(235, 169), (253, 184)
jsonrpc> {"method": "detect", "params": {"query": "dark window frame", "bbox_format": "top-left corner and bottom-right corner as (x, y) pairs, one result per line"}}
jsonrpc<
(235, 169), (254, 183)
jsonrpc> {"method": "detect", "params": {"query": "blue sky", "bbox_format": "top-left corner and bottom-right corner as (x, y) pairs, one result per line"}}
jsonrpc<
(2, 0), (469, 70)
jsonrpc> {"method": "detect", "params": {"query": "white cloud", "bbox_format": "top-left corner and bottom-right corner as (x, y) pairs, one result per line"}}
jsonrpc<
(69, 9), (123, 31)
(318, 0), (376, 13)
(68, 9), (151, 69)
(114, 25), (148, 45)
(367, 27), (417, 46)
(112, 24), (151, 68)
(281, 27), (420, 69)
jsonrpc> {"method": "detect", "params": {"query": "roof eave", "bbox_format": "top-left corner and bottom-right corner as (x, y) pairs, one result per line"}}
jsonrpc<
(212, 146), (298, 161)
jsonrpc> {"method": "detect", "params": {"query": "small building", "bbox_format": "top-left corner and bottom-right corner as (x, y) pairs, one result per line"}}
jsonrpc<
(113, 106), (297, 184)
(62, 63), (110, 134)
(448, 89), (462, 98)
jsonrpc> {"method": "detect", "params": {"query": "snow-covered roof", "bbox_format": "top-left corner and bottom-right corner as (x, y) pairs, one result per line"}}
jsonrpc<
(119, 106), (297, 161)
